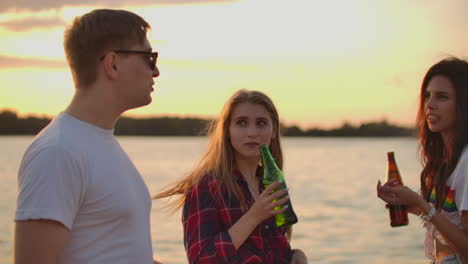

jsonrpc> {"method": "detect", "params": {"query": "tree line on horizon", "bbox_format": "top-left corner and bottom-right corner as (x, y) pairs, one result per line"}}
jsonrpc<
(0, 110), (416, 137)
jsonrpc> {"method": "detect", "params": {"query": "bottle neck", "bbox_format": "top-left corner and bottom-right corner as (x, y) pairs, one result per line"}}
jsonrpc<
(386, 154), (403, 184)
(260, 146), (279, 171)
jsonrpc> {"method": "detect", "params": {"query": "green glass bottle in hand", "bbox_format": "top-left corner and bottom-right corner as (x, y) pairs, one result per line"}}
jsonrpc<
(260, 144), (298, 227)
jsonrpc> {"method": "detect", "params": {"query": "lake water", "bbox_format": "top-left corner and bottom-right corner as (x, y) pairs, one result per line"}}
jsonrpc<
(0, 136), (427, 263)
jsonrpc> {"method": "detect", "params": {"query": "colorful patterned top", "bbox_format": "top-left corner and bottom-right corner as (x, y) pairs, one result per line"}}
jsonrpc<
(182, 170), (293, 263)
(424, 146), (468, 260)
(428, 187), (458, 213)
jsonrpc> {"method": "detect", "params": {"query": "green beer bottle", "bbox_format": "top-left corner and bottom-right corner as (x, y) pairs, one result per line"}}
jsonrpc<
(260, 144), (298, 227)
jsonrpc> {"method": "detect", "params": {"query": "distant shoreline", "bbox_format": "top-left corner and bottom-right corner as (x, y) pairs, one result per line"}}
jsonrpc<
(0, 110), (416, 137)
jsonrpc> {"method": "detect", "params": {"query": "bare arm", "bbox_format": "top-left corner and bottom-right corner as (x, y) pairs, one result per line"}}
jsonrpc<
(228, 181), (289, 249)
(460, 212), (468, 261)
(419, 205), (468, 260)
(14, 219), (69, 264)
(377, 180), (468, 259)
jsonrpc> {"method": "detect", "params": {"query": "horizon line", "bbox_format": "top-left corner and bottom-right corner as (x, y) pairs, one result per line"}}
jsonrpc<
(0, 108), (416, 130)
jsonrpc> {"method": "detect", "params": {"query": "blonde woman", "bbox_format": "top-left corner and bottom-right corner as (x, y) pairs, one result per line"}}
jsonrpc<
(155, 89), (307, 263)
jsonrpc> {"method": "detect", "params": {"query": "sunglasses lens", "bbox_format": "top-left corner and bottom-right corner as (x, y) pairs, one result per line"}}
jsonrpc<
(149, 53), (157, 70)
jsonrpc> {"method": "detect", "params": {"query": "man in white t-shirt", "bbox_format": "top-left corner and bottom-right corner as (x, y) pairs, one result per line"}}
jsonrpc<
(14, 9), (162, 264)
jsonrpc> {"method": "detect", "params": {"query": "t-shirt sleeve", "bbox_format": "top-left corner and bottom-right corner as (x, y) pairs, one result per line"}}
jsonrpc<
(15, 146), (85, 229)
(453, 150), (468, 214)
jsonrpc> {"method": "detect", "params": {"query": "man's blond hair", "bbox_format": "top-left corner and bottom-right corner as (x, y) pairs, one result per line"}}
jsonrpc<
(64, 9), (151, 89)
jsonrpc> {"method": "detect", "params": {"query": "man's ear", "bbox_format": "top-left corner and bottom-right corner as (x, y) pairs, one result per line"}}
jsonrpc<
(102, 52), (119, 80)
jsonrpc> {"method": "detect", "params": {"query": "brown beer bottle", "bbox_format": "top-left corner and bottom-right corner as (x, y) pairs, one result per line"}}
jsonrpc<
(386, 152), (409, 227)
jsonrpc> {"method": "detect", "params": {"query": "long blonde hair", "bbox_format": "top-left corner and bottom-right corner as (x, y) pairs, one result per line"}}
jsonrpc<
(154, 89), (284, 212)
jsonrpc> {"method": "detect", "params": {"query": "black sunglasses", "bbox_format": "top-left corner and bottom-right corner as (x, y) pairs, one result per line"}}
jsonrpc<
(100, 50), (158, 70)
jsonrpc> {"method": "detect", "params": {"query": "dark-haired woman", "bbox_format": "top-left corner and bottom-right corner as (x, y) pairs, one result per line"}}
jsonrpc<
(377, 57), (468, 263)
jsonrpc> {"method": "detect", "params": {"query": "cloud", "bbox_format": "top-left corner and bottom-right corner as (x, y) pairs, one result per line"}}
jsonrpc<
(0, 55), (67, 69)
(0, 16), (65, 31)
(0, 0), (236, 13)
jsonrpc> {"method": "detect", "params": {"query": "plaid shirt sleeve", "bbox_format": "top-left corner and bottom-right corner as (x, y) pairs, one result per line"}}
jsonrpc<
(182, 177), (242, 264)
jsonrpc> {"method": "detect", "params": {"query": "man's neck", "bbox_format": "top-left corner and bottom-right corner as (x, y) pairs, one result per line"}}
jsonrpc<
(65, 89), (122, 130)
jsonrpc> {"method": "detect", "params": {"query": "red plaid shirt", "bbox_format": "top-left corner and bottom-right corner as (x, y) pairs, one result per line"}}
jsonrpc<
(182, 170), (293, 263)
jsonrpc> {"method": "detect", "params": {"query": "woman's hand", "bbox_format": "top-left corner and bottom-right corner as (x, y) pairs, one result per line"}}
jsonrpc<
(376, 179), (425, 208)
(290, 249), (308, 264)
(229, 181), (290, 249)
(246, 181), (289, 225)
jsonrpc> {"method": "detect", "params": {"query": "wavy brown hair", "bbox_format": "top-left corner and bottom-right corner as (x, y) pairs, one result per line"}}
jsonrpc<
(417, 57), (468, 210)
(154, 89), (284, 212)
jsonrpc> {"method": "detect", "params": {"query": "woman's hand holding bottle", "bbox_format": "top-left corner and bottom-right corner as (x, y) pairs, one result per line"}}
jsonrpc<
(246, 181), (290, 225)
(377, 179), (426, 211)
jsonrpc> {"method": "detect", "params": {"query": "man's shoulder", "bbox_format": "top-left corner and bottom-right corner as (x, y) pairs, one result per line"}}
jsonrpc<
(27, 118), (71, 154)
(30, 113), (109, 153)
(21, 138), (77, 173)
(22, 115), (91, 165)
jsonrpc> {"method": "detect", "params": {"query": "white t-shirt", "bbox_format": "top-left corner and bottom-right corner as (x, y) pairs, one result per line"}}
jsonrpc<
(15, 113), (154, 264)
(424, 146), (468, 260)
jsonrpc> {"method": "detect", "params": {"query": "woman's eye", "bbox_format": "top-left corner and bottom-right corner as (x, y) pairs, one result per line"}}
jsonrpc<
(236, 120), (247, 126)
(437, 93), (449, 100)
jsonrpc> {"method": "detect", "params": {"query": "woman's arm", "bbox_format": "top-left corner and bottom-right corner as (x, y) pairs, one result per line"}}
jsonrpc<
(183, 180), (288, 263)
(228, 181), (289, 249)
(418, 205), (468, 260)
(460, 212), (468, 260)
(377, 180), (468, 259)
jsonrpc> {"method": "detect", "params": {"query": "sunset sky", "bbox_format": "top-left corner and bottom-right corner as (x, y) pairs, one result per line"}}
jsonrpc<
(0, 0), (467, 129)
